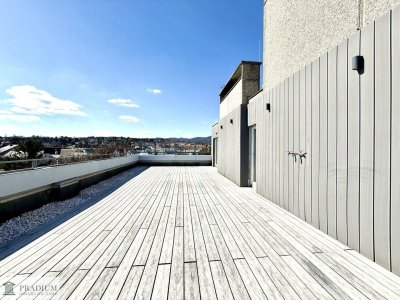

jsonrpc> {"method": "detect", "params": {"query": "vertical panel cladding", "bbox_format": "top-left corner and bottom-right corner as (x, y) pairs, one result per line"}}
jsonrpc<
(311, 59), (320, 228)
(288, 75), (294, 213)
(274, 86), (279, 204)
(275, 86), (280, 204)
(260, 92), (265, 197)
(337, 39), (349, 243)
(259, 92), (270, 197)
(299, 67), (306, 220)
(280, 82), (285, 208)
(256, 92), (263, 195)
(374, 12), (391, 270)
(360, 19), (375, 262)
(261, 91), (271, 199)
(268, 90), (273, 200)
(218, 118), (226, 177)
(217, 106), (248, 187)
(284, 79), (290, 211)
(327, 47), (338, 240)
(211, 124), (219, 167)
(391, 5), (400, 276)
(271, 88), (276, 202)
(305, 64), (313, 222)
(293, 72), (300, 217)
(347, 30), (361, 251)
(278, 84), (282, 206)
(319, 53), (329, 234)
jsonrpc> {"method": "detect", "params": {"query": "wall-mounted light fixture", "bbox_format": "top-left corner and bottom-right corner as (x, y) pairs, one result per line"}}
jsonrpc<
(220, 125), (223, 129)
(266, 103), (271, 113)
(230, 119), (233, 124)
(352, 55), (364, 75)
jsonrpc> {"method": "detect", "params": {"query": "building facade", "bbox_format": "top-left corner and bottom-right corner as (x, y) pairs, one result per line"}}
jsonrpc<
(213, 2), (400, 275)
(264, 0), (400, 89)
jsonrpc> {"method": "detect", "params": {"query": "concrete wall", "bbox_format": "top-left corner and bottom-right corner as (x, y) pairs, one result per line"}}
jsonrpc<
(220, 79), (243, 119)
(253, 5), (400, 275)
(264, 0), (400, 89)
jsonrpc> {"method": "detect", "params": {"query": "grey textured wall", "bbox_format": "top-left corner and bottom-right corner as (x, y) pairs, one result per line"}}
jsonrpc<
(253, 6), (400, 275)
(264, 0), (400, 89)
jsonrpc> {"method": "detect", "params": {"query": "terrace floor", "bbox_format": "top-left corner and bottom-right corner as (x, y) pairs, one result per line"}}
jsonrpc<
(1, 166), (400, 299)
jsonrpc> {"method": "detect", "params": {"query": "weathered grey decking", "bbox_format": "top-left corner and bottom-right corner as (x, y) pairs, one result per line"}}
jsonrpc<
(1, 166), (400, 299)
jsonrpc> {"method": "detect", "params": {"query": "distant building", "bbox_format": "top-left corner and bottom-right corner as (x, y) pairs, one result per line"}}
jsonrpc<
(0, 145), (18, 158)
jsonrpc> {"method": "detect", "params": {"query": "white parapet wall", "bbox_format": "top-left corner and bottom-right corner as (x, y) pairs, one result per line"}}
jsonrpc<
(0, 155), (139, 199)
(0, 155), (212, 199)
(138, 154), (211, 164)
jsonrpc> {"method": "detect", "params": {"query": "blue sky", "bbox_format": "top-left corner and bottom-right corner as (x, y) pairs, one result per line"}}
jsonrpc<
(0, 0), (263, 138)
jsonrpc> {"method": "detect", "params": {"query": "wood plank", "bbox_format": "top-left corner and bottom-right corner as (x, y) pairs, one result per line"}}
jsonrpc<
(184, 262), (200, 300)
(270, 221), (368, 299)
(374, 12), (391, 270)
(284, 78), (290, 211)
(135, 207), (171, 299)
(337, 38), (348, 243)
(209, 224), (250, 300)
(359, 19), (375, 261)
(281, 256), (334, 299)
(299, 67), (306, 220)
(347, 30), (361, 251)
(190, 205), (217, 299)
(234, 259), (267, 299)
(319, 53), (328, 234)
(288, 75), (294, 213)
(293, 71), (300, 216)
(258, 257), (300, 299)
(305, 65), (312, 222)
(84, 267), (117, 300)
(152, 264), (170, 300)
(327, 46), (338, 243)
(280, 82), (285, 208)
(118, 266), (144, 299)
(311, 59), (320, 228)
(209, 261), (234, 300)
(55, 269), (89, 300)
(391, 5), (400, 276)
(102, 229), (147, 299)
(168, 227), (184, 300)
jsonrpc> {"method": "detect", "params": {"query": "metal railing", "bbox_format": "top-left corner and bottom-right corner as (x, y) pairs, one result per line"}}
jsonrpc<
(0, 153), (131, 173)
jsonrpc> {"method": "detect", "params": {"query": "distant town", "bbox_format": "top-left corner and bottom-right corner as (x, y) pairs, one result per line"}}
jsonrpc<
(0, 135), (211, 161)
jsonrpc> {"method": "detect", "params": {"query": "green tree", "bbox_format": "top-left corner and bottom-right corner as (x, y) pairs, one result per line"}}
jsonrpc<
(18, 139), (44, 159)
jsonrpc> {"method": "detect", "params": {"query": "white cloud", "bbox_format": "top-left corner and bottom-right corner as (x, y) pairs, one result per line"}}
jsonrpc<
(0, 113), (41, 122)
(146, 88), (162, 94)
(119, 115), (140, 123)
(4, 85), (86, 116)
(108, 98), (139, 108)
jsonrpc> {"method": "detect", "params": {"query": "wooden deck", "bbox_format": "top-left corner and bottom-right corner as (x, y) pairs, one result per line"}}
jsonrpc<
(1, 166), (400, 299)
